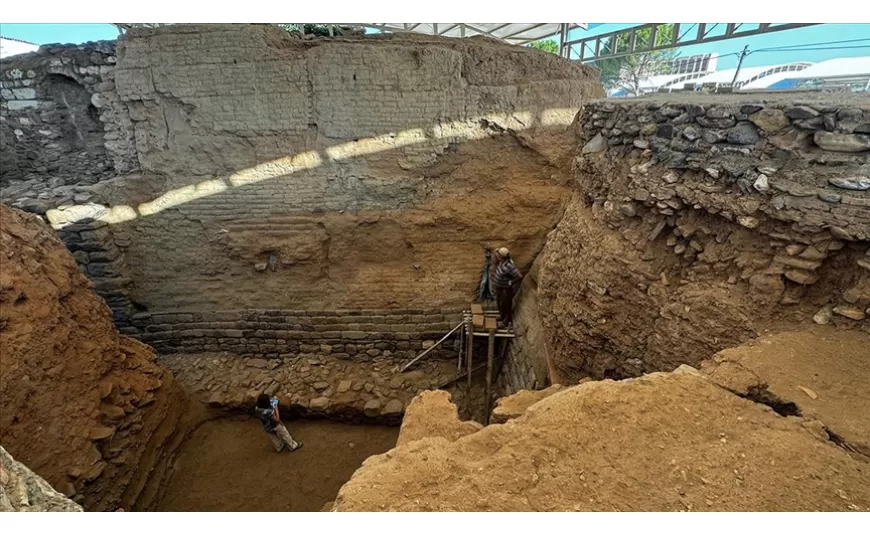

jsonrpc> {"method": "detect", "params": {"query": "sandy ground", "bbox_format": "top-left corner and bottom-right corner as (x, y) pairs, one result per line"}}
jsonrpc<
(333, 369), (870, 511)
(156, 418), (398, 512)
(702, 328), (870, 457)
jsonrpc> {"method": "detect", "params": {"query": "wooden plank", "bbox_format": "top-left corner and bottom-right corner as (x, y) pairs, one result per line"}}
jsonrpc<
(472, 315), (484, 328)
(484, 330), (495, 424)
(456, 320), (465, 374)
(470, 304), (484, 315)
(484, 317), (497, 331)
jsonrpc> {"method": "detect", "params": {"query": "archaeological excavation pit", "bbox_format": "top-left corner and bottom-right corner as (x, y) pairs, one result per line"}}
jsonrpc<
(155, 418), (398, 512)
(2, 23), (870, 513)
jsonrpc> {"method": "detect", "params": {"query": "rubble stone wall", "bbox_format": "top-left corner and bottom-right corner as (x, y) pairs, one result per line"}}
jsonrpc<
(131, 308), (464, 360)
(528, 93), (870, 383)
(0, 41), (137, 190)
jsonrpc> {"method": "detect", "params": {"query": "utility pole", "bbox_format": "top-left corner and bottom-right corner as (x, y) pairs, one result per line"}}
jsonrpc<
(731, 45), (750, 88)
(559, 23), (569, 58)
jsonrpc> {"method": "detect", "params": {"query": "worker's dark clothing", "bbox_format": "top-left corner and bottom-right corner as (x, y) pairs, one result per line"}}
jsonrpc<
(494, 258), (521, 326)
(496, 286), (515, 326)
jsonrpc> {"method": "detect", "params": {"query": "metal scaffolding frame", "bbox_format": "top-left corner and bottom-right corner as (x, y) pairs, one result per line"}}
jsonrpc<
(113, 23), (586, 48)
(113, 23), (822, 64)
(362, 23), (587, 46)
(566, 23), (820, 62)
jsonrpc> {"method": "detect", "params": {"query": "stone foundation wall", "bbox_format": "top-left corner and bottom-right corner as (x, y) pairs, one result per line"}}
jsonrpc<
(497, 256), (551, 395)
(525, 93), (870, 382)
(576, 95), (870, 238)
(129, 308), (464, 360)
(0, 41), (137, 195)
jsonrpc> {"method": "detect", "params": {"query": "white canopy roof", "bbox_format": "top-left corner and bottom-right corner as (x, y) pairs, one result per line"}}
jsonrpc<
(789, 56), (870, 79)
(363, 24), (586, 45)
(114, 23), (586, 46)
(0, 36), (39, 59)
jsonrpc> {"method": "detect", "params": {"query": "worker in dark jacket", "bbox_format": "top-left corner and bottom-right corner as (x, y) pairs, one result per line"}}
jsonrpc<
(493, 247), (522, 328)
(255, 394), (303, 453)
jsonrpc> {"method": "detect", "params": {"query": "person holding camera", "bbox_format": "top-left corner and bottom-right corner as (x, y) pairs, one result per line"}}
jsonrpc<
(254, 394), (303, 453)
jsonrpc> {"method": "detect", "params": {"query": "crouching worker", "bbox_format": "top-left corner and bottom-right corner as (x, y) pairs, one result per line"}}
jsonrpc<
(255, 394), (303, 453)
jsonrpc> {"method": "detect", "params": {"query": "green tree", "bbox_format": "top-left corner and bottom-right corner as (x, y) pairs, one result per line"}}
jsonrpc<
(280, 24), (339, 37)
(592, 24), (678, 96)
(527, 39), (560, 54)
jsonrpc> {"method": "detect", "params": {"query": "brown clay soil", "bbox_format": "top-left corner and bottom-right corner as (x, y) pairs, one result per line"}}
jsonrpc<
(333, 370), (870, 511)
(702, 327), (870, 458)
(156, 418), (398, 512)
(0, 205), (185, 511)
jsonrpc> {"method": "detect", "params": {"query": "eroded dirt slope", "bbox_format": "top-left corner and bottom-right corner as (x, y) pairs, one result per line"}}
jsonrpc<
(0, 205), (186, 511)
(333, 366), (870, 511)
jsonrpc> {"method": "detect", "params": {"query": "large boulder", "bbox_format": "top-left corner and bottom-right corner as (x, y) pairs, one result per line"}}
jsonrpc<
(1, 447), (83, 512)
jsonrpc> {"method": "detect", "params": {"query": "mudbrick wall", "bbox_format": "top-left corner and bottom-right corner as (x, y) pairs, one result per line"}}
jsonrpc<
(510, 93), (870, 386)
(1, 25), (603, 362)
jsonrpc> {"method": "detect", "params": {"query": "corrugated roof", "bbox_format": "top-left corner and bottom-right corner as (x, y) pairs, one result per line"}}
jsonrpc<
(690, 66), (772, 86)
(115, 23), (587, 46)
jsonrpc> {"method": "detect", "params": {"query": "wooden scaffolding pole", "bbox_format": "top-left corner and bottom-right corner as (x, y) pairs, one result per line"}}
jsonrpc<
(465, 321), (474, 413)
(484, 329), (495, 424)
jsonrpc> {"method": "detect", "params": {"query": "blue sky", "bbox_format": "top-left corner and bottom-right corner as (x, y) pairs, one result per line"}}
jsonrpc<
(2, 23), (868, 69)
(0, 23), (120, 45)
(567, 24), (870, 68)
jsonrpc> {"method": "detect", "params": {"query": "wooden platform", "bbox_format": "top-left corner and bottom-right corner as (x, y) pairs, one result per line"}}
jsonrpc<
(462, 311), (515, 338)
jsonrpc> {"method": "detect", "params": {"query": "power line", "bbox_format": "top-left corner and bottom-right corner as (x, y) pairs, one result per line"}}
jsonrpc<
(753, 37), (870, 53)
(753, 45), (870, 53)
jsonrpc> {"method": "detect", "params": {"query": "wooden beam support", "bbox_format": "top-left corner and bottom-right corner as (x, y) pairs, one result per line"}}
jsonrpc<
(400, 322), (465, 372)
(465, 321), (474, 413)
(484, 329), (495, 424)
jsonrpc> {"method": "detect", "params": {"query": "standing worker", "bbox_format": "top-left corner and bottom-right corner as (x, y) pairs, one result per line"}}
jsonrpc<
(493, 247), (522, 328)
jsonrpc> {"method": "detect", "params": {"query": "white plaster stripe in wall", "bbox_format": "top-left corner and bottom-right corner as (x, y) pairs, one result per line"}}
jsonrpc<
(44, 109), (578, 230)
(324, 129), (428, 161)
(138, 179), (228, 216)
(227, 151), (323, 187)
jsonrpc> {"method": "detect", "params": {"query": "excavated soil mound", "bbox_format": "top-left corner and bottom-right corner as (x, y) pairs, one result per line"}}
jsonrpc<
(333, 372), (870, 511)
(0, 205), (185, 511)
(156, 418), (398, 512)
(396, 390), (481, 447)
